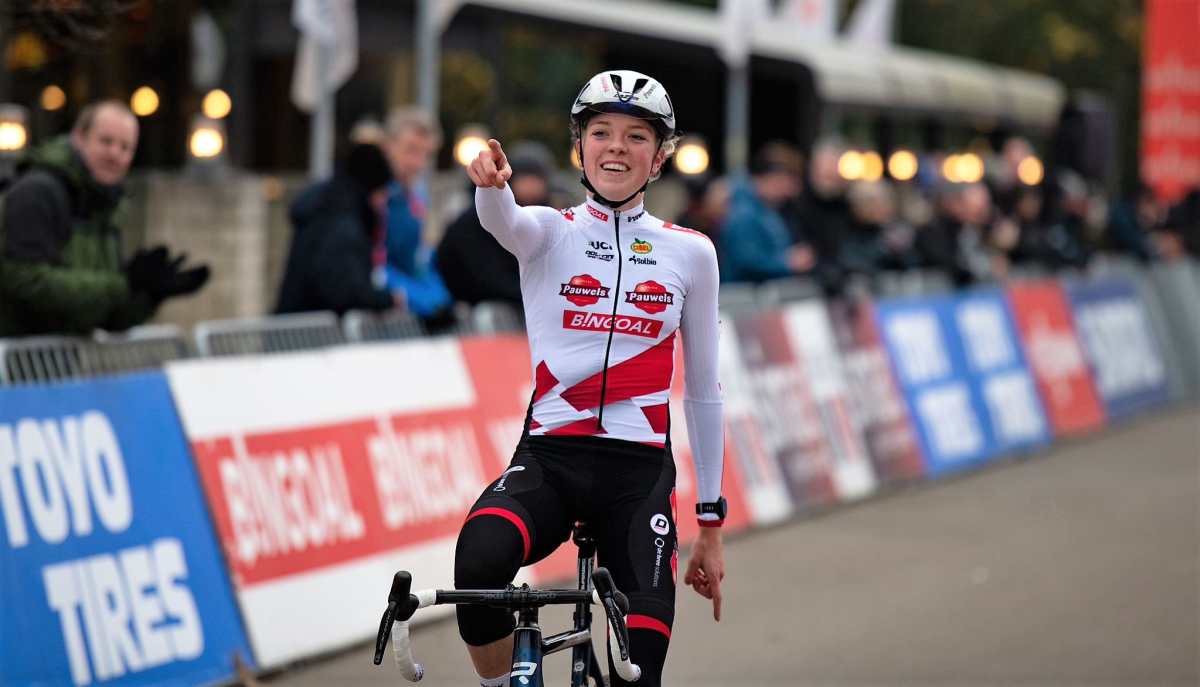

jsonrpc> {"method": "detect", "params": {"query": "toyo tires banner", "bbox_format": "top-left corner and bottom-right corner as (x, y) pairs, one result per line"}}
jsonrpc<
(876, 289), (1050, 475)
(0, 373), (252, 687)
(1065, 278), (1172, 418)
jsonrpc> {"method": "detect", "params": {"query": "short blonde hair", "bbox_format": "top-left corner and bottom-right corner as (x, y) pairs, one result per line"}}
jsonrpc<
(385, 106), (442, 148)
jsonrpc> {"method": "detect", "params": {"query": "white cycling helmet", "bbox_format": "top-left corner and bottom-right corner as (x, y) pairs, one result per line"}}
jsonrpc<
(571, 70), (676, 139)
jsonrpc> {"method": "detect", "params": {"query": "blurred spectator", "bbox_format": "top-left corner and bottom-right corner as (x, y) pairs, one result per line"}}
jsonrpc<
(799, 137), (855, 273)
(1160, 189), (1200, 260)
(276, 143), (399, 315)
(841, 180), (918, 274)
(916, 182), (1002, 285)
(380, 107), (452, 319)
(1105, 184), (1164, 262)
(985, 136), (1035, 216)
(348, 117), (386, 146)
(719, 143), (814, 282)
(435, 145), (555, 306)
(0, 100), (208, 337)
(1040, 169), (1095, 269)
(1001, 186), (1051, 266)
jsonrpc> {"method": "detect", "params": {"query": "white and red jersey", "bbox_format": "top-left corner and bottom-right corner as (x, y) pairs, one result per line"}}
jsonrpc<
(476, 186), (725, 508)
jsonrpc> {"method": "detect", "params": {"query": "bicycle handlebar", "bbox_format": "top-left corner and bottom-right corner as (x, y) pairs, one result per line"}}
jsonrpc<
(374, 568), (641, 683)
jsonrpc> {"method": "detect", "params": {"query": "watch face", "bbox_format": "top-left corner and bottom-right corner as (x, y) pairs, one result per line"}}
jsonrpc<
(697, 498), (727, 518)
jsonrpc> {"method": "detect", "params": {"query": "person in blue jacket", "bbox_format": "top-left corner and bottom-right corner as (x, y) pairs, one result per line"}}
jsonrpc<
(718, 144), (815, 282)
(380, 107), (453, 319)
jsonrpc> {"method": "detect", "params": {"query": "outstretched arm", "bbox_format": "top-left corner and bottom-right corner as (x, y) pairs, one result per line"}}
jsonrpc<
(679, 237), (726, 621)
(471, 139), (563, 264)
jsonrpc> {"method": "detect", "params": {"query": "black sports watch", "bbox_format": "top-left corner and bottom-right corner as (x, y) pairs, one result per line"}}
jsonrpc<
(695, 497), (728, 520)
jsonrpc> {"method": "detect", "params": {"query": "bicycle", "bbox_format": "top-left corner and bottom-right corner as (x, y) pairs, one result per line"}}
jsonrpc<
(373, 523), (642, 686)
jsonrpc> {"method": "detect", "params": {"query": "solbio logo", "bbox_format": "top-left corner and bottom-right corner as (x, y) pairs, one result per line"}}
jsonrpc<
(631, 238), (652, 254)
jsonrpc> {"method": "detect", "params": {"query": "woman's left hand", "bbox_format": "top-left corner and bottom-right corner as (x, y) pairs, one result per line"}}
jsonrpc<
(683, 526), (725, 621)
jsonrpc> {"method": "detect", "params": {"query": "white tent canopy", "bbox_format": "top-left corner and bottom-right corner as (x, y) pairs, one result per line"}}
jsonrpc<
(455, 0), (1066, 129)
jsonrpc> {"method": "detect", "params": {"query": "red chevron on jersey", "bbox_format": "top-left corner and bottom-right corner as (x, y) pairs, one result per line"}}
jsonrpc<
(559, 332), (676, 411)
(546, 417), (606, 436)
(641, 403), (669, 434)
(534, 361), (560, 403)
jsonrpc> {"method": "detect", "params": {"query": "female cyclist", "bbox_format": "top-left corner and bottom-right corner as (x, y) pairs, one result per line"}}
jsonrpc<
(457, 69), (727, 687)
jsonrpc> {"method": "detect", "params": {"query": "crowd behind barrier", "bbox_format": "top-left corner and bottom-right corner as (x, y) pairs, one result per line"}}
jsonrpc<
(0, 259), (1198, 686)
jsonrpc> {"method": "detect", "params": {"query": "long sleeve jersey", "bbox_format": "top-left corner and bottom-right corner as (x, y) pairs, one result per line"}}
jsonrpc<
(476, 185), (725, 511)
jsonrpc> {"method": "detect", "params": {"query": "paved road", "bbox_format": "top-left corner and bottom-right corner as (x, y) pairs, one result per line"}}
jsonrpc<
(265, 407), (1199, 687)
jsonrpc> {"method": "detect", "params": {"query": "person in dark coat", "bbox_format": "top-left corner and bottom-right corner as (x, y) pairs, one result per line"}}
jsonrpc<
(275, 144), (399, 315)
(435, 151), (552, 306)
(915, 181), (999, 286)
(0, 101), (208, 336)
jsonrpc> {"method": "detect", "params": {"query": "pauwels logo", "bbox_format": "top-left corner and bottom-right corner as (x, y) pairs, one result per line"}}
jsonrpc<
(626, 280), (675, 315)
(560, 274), (610, 306)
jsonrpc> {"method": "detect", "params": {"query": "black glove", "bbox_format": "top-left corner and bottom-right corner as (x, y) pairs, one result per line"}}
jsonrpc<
(161, 264), (211, 297)
(124, 246), (172, 295)
(125, 246), (210, 300)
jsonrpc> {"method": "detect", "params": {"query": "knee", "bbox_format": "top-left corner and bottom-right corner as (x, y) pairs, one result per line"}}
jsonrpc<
(454, 509), (526, 590)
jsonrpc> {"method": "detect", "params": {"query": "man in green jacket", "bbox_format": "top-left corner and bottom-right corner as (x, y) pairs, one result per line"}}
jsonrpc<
(0, 100), (208, 337)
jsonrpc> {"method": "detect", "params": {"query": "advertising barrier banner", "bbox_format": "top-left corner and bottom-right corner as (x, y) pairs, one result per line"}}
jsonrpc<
(167, 335), (754, 666)
(876, 290), (1049, 475)
(729, 311), (840, 510)
(1065, 278), (1172, 418)
(167, 341), (493, 667)
(826, 298), (926, 484)
(718, 320), (795, 525)
(0, 373), (252, 687)
(1006, 282), (1107, 436)
(779, 302), (878, 501)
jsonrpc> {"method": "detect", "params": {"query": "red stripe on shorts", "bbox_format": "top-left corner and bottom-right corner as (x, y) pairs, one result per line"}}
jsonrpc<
(626, 614), (671, 640)
(466, 507), (530, 562)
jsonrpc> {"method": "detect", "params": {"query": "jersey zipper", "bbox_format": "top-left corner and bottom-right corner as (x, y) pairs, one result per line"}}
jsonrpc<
(595, 210), (622, 432)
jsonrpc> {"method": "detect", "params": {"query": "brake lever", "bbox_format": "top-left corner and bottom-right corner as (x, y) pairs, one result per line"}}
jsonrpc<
(374, 571), (415, 665)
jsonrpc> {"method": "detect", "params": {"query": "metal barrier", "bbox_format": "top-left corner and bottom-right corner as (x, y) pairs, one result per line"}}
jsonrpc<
(343, 309), (427, 343)
(195, 311), (345, 357)
(760, 277), (821, 303)
(0, 325), (190, 385)
(470, 301), (525, 334)
(718, 281), (775, 315)
(875, 269), (955, 297)
(0, 337), (86, 385)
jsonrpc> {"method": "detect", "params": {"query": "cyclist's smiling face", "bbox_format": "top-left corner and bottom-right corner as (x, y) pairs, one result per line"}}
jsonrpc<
(581, 115), (665, 208)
